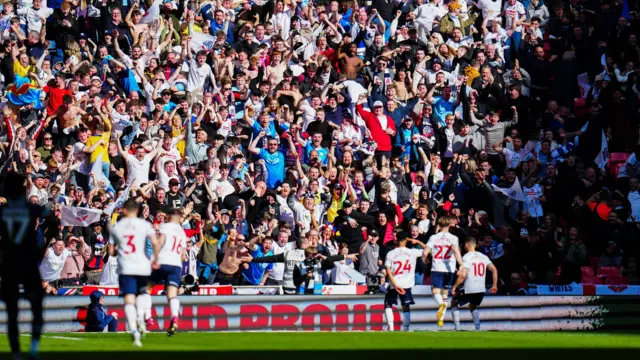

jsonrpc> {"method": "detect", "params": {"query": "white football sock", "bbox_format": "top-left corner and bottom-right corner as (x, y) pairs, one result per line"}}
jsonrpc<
(135, 294), (149, 322)
(472, 309), (480, 330)
(402, 311), (411, 331)
(452, 306), (460, 330)
(433, 293), (443, 306)
(169, 297), (180, 318)
(124, 304), (138, 333)
(384, 308), (394, 331)
(143, 293), (153, 320)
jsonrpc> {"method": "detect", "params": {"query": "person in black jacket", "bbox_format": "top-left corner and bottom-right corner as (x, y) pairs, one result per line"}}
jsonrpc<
(334, 199), (375, 254)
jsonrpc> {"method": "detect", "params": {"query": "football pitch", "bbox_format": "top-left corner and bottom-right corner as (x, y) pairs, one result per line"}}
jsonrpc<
(2, 332), (640, 359)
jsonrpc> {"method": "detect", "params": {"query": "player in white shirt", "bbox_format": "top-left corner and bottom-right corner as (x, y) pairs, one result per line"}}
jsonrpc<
(384, 232), (428, 331)
(108, 199), (160, 347)
(424, 216), (462, 328)
(148, 209), (188, 336)
(450, 237), (498, 330)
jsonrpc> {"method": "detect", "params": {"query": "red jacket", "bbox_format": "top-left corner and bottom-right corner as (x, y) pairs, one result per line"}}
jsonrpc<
(356, 104), (396, 152)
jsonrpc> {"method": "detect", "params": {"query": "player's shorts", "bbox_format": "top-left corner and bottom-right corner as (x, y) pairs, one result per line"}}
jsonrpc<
(384, 288), (415, 308)
(150, 265), (182, 288)
(431, 271), (455, 289)
(118, 275), (150, 296)
(454, 290), (485, 307)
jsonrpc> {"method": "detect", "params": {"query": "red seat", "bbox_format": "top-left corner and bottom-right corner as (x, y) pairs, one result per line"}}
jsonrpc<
(605, 276), (629, 285)
(422, 276), (432, 285)
(581, 276), (603, 285)
(555, 266), (562, 275)
(597, 267), (622, 277)
(581, 266), (594, 277)
(608, 152), (629, 178)
(589, 257), (600, 269)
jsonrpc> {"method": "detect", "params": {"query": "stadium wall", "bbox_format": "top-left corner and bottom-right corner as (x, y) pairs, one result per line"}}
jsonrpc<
(1, 295), (640, 333)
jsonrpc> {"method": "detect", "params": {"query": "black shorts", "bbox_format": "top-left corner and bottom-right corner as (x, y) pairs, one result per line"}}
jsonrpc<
(0, 264), (43, 302)
(454, 291), (485, 307)
(384, 288), (415, 308)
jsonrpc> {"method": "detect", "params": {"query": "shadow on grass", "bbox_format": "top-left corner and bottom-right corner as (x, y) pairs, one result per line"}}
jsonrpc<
(24, 349), (640, 360)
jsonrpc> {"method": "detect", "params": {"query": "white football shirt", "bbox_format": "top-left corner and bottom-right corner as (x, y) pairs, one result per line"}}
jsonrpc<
(110, 217), (156, 276)
(426, 232), (459, 273)
(158, 222), (188, 267)
(384, 247), (424, 289)
(462, 251), (493, 294)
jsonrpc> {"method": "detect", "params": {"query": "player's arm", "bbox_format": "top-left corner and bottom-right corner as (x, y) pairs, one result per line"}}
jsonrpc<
(453, 245), (463, 268)
(487, 263), (499, 293)
(385, 265), (405, 295)
(451, 267), (468, 294)
(150, 233), (162, 267)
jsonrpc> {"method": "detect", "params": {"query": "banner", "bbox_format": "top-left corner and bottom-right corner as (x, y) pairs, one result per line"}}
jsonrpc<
(140, 0), (162, 24)
(81, 285), (233, 296)
(4, 296), (640, 333)
(537, 284), (640, 296)
(60, 206), (103, 227)
(491, 177), (525, 201)
(578, 73), (590, 99)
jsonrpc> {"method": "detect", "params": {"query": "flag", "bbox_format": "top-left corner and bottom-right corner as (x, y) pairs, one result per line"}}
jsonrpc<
(491, 177), (525, 202)
(595, 130), (609, 171)
(61, 206), (103, 227)
(574, 121), (589, 145)
(190, 31), (216, 52)
(140, 0), (162, 24)
(356, 40), (366, 60)
(577, 73), (590, 99)
(551, 142), (574, 163)
(622, 0), (631, 20)
(90, 154), (110, 190)
(103, 177), (134, 215)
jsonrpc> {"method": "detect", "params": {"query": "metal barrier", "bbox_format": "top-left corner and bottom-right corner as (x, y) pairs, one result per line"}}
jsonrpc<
(2, 295), (639, 333)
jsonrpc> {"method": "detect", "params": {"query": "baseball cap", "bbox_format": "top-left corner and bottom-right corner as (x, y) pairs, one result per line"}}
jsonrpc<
(169, 178), (180, 186)
(221, 209), (231, 215)
(432, 58), (442, 65)
(33, 173), (45, 179)
(369, 229), (379, 238)
(403, 115), (413, 122)
(373, 100), (383, 108)
(342, 199), (353, 208)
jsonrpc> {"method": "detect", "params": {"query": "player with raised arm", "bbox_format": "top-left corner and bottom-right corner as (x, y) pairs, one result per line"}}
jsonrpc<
(148, 209), (188, 336)
(450, 237), (498, 331)
(0, 172), (45, 360)
(108, 199), (160, 347)
(424, 215), (463, 328)
(384, 232), (428, 331)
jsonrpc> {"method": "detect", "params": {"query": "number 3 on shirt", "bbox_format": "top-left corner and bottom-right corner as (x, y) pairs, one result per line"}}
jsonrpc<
(393, 260), (412, 275)
(123, 235), (136, 254)
(433, 245), (452, 260)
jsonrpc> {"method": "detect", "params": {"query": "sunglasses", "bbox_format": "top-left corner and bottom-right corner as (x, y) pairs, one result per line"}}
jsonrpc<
(44, 137), (52, 140)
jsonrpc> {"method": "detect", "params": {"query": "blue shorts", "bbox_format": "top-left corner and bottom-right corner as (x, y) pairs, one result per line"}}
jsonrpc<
(384, 288), (415, 308)
(150, 265), (182, 288)
(431, 271), (455, 290)
(118, 275), (150, 296)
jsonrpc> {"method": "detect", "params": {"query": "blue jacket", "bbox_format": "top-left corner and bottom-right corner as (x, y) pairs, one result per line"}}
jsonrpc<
(85, 291), (115, 332)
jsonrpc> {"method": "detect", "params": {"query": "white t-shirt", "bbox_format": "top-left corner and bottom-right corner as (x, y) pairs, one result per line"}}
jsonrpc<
(187, 244), (201, 279)
(99, 255), (119, 285)
(110, 217), (156, 276)
(523, 184), (544, 217)
(477, 0), (502, 22)
(384, 247), (424, 289)
(628, 190), (640, 223)
(157, 222), (188, 267)
(39, 248), (72, 282)
(503, 1), (526, 32)
(462, 251), (493, 294)
(126, 154), (155, 188)
(426, 232), (459, 273)
(187, 58), (215, 92)
(269, 241), (295, 281)
(503, 147), (533, 169)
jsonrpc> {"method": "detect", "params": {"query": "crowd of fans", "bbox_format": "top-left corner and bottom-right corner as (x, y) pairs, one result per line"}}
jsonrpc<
(0, 0), (639, 295)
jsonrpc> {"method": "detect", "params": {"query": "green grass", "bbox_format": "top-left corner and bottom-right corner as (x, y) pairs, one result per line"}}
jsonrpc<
(3, 332), (640, 359)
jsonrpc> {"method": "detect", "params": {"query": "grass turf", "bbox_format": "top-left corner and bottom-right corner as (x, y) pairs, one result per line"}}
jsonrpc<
(2, 332), (640, 359)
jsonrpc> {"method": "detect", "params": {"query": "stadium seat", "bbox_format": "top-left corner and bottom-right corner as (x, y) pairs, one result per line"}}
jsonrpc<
(597, 267), (622, 277)
(604, 276), (629, 285)
(589, 257), (600, 270)
(581, 276), (602, 285)
(422, 276), (432, 285)
(581, 266), (594, 277)
(608, 152), (629, 178)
